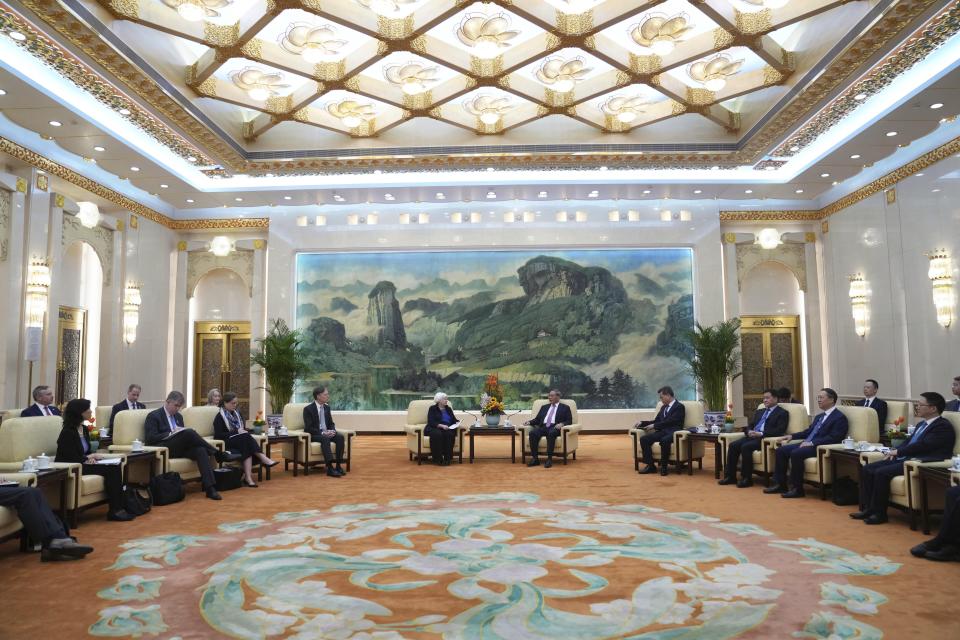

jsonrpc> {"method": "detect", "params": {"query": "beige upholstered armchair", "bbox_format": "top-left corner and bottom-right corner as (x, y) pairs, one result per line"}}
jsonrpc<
(404, 400), (467, 464)
(0, 472), (38, 550)
(95, 406), (113, 432)
(108, 409), (204, 486)
(807, 406), (879, 499)
(884, 401), (912, 434)
(0, 416), (127, 526)
(629, 400), (704, 472)
(0, 409), (21, 425)
(183, 405), (267, 479)
(717, 403), (809, 485)
(516, 399), (581, 464)
(280, 403), (356, 473)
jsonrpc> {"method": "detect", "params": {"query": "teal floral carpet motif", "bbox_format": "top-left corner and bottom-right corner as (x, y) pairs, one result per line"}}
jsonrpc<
(89, 493), (898, 639)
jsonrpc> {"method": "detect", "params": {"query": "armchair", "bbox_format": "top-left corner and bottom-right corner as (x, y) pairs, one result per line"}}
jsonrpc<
(0, 472), (38, 550)
(404, 400), (466, 465)
(629, 401), (704, 473)
(717, 403), (809, 486)
(518, 399), (581, 465)
(280, 403), (356, 474)
(184, 405), (267, 480)
(811, 406), (879, 500)
(95, 406), (113, 433)
(884, 401), (912, 435)
(107, 410), (175, 486)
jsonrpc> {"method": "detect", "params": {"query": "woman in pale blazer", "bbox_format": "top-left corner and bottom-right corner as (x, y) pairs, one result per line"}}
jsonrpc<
(213, 392), (277, 487)
(425, 392), (459, 466)
(206, 388), (222, 407)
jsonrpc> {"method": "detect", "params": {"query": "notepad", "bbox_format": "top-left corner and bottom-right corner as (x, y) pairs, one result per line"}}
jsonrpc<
(95, 457), (123, 465)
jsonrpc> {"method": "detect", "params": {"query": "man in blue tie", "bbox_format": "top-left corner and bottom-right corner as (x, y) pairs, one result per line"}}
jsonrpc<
(525, 389), (573, 469)
(636, 386), (687, 476)
(764, 388), (848, 498)
(852, 391), (956, 525)
(719, 389), (788, 488)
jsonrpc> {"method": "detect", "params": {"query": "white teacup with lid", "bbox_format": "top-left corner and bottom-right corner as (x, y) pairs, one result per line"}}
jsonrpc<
(842, 437), (855, 450)
(22, 456), (37, 472)
(37, 452), (51, 469)
(131, 438), (144, 451)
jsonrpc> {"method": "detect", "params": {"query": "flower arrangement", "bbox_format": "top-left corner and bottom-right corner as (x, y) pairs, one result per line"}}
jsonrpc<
(724, 404), (735, 424)
(84, 416), (99, 441)
(253, 411), (266, 427)
(479, 374), (506, 416)
(887, 416), (906, 437)
(481, 397), (505, 416)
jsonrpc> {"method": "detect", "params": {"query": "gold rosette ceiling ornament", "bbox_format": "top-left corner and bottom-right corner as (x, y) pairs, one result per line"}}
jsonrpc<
(464, 94), (514, 125)
(630, 13), (694, 57)
(601, 95), (651, 124)
(384, 63), (438, 96)
(327, 100), (377, 128)
(280, 24), (347, 64)
(535, 57), (591, 93)
(687, 54), (743, 92)
(231, 68), (290, 102)
(161, 0), (232, 22)
(457, 14), (520, 58)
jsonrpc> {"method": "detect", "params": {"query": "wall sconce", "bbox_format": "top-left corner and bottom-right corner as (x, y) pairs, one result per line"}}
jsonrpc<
(927, 249), (954, 327)
(123, 283), (141, 345)
(848, 273), (869, 337)
(24, 259), (50, 382)
(209, 236), (234, 257)
(755, 227), (782, 250)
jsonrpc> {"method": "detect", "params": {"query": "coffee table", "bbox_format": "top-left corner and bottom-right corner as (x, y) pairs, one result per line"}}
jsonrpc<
(469, 427), (516, 463)
(265, 434), (300, 479)
(684, 432), (723, 478)
(918, 466), (954, 534)
(122, 450), (160, 486)
(827, 448), (864, 495)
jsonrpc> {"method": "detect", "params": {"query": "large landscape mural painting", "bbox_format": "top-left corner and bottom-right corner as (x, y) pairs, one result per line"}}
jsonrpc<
(294, 250), (695, 411)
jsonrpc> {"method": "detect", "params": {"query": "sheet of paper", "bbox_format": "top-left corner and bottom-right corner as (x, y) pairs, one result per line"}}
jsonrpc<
(96, 457), (123, 465)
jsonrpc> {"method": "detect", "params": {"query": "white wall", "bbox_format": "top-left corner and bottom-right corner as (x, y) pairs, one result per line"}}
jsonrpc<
(740, 261), (804, 316)
(60, 241), (103, 403)
(191, 268), (252, 321)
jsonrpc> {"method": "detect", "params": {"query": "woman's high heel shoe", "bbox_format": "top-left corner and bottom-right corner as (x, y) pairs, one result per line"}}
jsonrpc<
(243, 480), (259, 488)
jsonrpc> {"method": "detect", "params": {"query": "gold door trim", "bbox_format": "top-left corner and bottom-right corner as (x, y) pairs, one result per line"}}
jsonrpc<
(740, 315), (803, 416)
(194, 321), (251, 414)
(56, 305), (86, 405)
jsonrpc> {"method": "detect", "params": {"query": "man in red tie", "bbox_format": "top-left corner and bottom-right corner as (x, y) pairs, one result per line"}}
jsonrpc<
(20, 386), (61, 417)
(525, 389), (573, 468)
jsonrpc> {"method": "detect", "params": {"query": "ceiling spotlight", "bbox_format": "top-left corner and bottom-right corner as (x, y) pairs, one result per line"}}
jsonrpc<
(930, 103), (944, 109)
(820, 173), (830, 177)
(457, 13), (519, 58)
(435, 192), (445, 199)
(853, 93), (866, 101)
(93, 146), (105, 152)
(130, 166), (140, 172)
(693, 189), (702, 194)
(795, 189), (804, 194)
(283, 196), (292, 200)
(642, 189), (651, 194)
(384, 193), (395, 200)
(49, 120), (62, 127)
(932, 188), (941, 193)
(333, 194), (345, 201)
(186, 199), (195, 203)
(385, 61), (438, 95)
(832, 181), (838, 186)
(486, 191), (496, 199)
(631, 13), (693, 56)
(745, 189), (753, 194)
(538, 191), (547, 198)
(7, 31), (26, 41)
(235, 197), (243, 202)
(850, 154), (861, 159)
(160, 184), (169, 188)
(687, 53), (743, 92)
(118, 108), (131, 115)
(588, 192), (598, 198)
(0, 89), (5, 96)
(886, 131), (897, 137)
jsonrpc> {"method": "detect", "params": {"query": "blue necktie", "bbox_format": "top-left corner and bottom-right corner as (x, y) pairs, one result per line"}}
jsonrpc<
(755, 408), (771, 434)
(808, 413), (825, 440)
(906, 421), (928, 446)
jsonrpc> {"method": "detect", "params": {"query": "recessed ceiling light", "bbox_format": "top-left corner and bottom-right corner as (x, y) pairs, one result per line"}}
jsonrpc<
(234, 197), (243, 202)
(930, 103), (944, 109)
(160, 184), (168, 188)
(915, 173), (924, 177)
(486, 191), (496, 199)
(187, 156), (197, 162)
(850, 154), (861, 159)
(283, 196), (292, 200)
(538, 191), (547, 198)
(885, 131), (897, 137)
(642, 189), (651, 194)
(8, 31), (26, 41)
(832, 181), (838, 186)
(130, 166), (140, 172)
(932, 188), (941, 193)
(118, 108), (131, 115)
(93, 145), (105, 152)
(744, 189), (753, 194)
(820, 173), (830, 177)
(186, 199), (194, 203)
(693, 189), (702, 194)
(789, 146), (799, 152)
(795, 189), (804, 194)
(0, 89), (6, 96)
(853, 93), (866, 100)
(48, 120), (62, 127)
(599, 166), (608, 171)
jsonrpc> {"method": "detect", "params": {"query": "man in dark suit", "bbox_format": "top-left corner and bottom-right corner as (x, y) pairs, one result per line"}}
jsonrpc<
(303, 386), (345, 477)
(765, 388), (849, 498)
(946, 376), (960, 412)
(524, 389), (573, 469)
(912, 484), (960, 562)
(144, 390), (236, 500)
(719, 388), (788, 488)
(21, 385), (60, 417)
(636, 386), (686, 477)
(109, 384), (146, 429)
(852, 392), (956, 525)
(0, 483), (93, 561)
(855, 379), (888, 429)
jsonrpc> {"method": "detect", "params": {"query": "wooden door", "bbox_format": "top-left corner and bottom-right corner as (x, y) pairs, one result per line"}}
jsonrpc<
(740, 316), (802, 417)
(194, 321), (251, 417)
(56, 306), (86, 405)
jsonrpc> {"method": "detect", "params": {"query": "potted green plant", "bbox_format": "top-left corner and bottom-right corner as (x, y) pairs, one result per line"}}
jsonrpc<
(251, 318), (309, 415)
(686, 318), (743, 427)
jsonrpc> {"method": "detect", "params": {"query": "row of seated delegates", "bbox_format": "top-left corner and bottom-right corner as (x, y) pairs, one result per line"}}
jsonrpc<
(525, 389), (573, 469)
(0, 482), (93, 562)
(426, 392), (459, 466)
(947, 375), (960, 412)
(855, 378), (888, 428)
(206, 388), (222, 407)
(719, 388), (789, 488)
(913, 483), (960, 562)
(21, 385), (60, 417)
(634, 386), (686, 476)
(213, 392), (279, 487)
(144, 390), (241, 501)
(55, 399), (133, 522)
(763, 387), (849, 499)
(109, 383), (146, 430)
(853, 391), (956, 525)
(303, 386), (347, 477)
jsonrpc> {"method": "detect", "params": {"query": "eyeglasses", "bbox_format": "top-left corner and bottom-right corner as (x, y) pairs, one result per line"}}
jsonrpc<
(917, 402), (932, 408)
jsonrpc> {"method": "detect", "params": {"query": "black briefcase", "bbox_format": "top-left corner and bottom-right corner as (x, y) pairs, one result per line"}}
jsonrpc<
(214, 467), (243, 491)
(149, 471), (185, 505)
(831, 476), (859, 506)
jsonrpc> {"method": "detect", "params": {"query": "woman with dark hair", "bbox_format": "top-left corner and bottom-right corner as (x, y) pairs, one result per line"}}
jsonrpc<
(213, 392), (277, 487)
(56, 398), (133, 521)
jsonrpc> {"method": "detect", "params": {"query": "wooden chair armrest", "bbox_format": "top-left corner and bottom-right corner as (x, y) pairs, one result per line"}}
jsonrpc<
(562, 424), (582, 434)
(717, 432), (746, 444)
(0, 472), (38, 487)
(0, 463), (26, 473)
(859, 451), (886, 464)
(338, 430), (357, 436)
(404, 425), (424, 436)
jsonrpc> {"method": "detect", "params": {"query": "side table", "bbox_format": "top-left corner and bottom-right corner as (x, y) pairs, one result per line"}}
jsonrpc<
(827, 448), (864, 499)
(469, 427), (516, 463)
(919, 466), (953, 535)
(266, 434), (300, 479)
(33, 467), (70, 520)
(685, 432), (723, 478)
(122, 451), (160, 486)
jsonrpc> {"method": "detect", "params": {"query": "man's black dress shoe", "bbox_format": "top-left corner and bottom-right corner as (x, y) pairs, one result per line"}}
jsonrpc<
(638, 465), (657, 474)
(543, 459), (553, 468)
(737, 479), (754, 488)
(763, 485), (785, 494)
(924, 544), (960, 561)
(205, 487), (222, 500)
(910, 541), (936, 558)
(718, 477), (735, 485)
(864, 514), (888, 525)
(527, 458), (540, 467)
(659, 466), (669, 476)
(781, 489), (805, 498)
(326, 468), (341, 477)
(849, 511), (871, 520)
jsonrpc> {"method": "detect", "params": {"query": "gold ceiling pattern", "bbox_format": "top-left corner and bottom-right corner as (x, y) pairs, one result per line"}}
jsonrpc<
(97, 0), (853, 141)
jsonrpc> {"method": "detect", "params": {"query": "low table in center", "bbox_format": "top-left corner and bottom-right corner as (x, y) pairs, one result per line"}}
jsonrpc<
(265, 434), (301, 479)
(468, 427), (517, 463)
(684, 432), (724, 478)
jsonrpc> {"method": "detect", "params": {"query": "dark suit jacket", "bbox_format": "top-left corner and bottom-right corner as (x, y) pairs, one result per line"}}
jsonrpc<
(144, 407), (185, 446)
(21, 404), (61, 417)
(110, 400), (146, 429)
(897, 416), (956, 462)
(55, 424), (91, 464)
(303, 403), (335, 437)
(748, 405), (788, 438)
(640, 401), (686, 432)
(427, 404), (459, 430)
(213, 411), (246, 442)
(529, 402), (573, 428)
(946, 399), (960, 413)
(791, 409), (848, 446)
(856, 397), (888, 429)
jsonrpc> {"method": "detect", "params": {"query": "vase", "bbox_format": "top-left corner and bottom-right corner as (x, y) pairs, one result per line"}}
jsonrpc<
(704, 411), (726, 428)
(89, 441), (100, 453)
(891, 437), (906, 449)
(251, 424), (263, 435)
(485, 414), (501, 427)
(723, 422), (735, 433)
